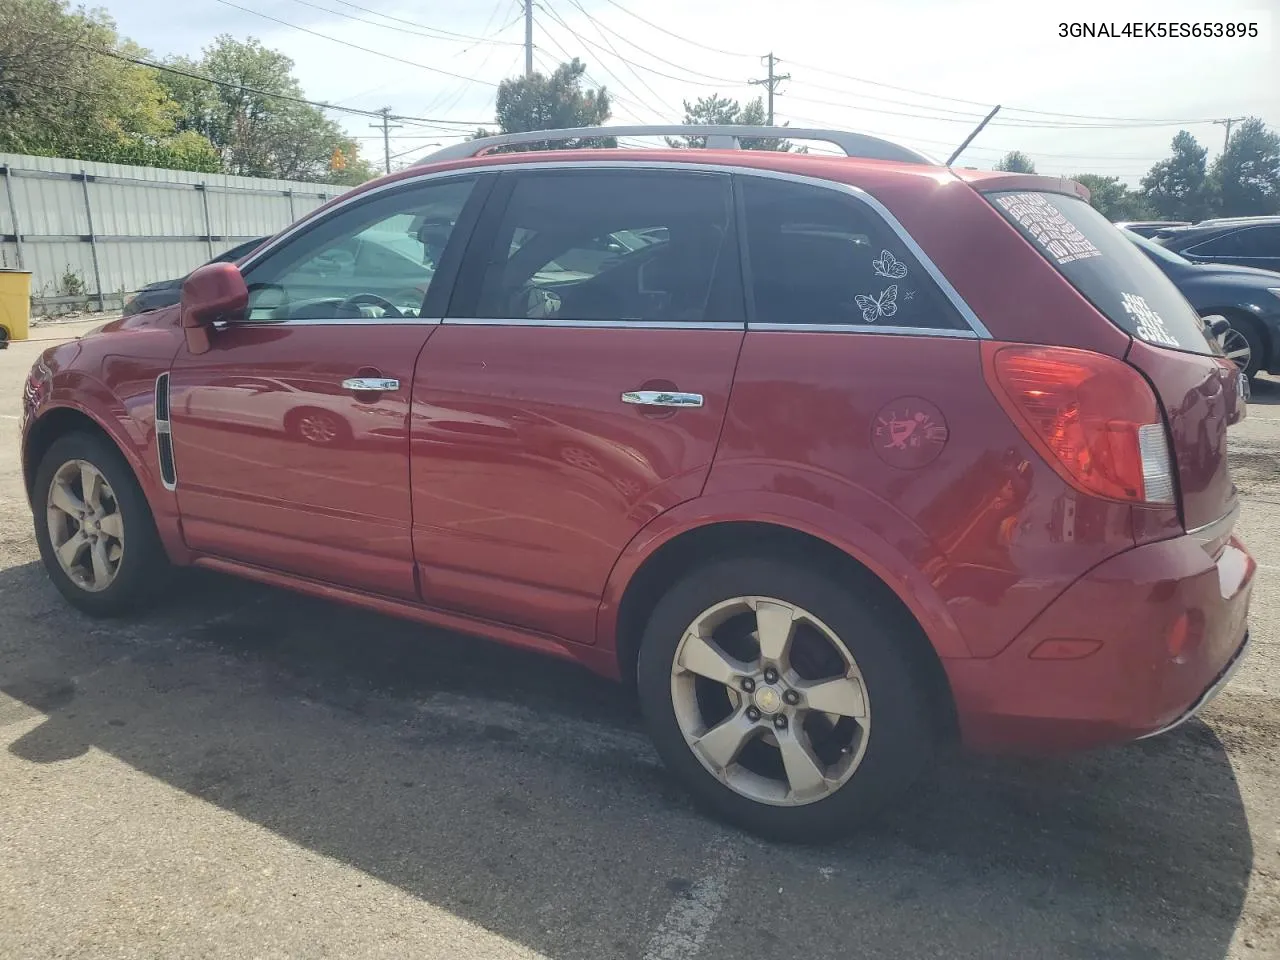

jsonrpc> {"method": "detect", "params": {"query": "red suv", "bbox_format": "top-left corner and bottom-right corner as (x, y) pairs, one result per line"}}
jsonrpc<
(20, 126), (1255, 842)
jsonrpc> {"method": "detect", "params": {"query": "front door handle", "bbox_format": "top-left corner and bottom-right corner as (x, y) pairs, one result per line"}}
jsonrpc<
(621, 390), (703, 408)
(342, 377), (400, 392)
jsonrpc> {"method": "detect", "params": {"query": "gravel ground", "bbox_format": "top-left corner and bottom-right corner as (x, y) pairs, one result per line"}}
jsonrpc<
(1, 322), (1278, 960)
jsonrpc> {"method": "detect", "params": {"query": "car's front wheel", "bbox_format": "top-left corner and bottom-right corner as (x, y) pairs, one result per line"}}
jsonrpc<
(637, 556), (936, 842)
(33, 432), (170, 616)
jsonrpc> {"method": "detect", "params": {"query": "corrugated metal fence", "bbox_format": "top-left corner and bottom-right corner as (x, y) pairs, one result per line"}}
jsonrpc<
(0, 153), (354, 314)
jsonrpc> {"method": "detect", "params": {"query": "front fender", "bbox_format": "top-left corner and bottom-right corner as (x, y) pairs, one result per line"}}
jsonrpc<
(595, 486), (972, 662)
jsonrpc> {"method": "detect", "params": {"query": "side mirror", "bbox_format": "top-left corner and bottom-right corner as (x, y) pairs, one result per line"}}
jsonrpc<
(180, 262), (248, 353)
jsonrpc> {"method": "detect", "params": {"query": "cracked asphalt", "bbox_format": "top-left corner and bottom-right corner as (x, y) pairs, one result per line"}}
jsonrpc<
(2, 320), (1278, 960)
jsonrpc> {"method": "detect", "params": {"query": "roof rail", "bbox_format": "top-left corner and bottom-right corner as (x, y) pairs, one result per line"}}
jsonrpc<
(414, 125), (938, 166)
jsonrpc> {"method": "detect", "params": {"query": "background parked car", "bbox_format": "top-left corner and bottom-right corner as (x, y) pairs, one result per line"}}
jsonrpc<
(1125, 229), (1280, 379)
(122, 236), (268, 316)
(1150, 216), (1280, 272)
(1114, 220), (1190, 238)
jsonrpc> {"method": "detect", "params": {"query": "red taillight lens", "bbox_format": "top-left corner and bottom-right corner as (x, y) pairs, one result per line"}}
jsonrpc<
(981, 343), (1175, 505)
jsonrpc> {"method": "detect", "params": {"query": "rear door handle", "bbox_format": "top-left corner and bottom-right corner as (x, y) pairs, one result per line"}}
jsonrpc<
(342, 377), (400, 392)
(621, 390), (703, 408)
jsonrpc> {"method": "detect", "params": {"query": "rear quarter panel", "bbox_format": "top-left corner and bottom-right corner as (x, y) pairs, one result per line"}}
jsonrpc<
(703, 331), (1138, 659)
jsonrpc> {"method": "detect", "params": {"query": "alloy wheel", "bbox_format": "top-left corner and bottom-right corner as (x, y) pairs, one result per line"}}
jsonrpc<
(46, 459), (125, 593)
(670, 596), (871, 806)
(1220, 326), (1253, 373)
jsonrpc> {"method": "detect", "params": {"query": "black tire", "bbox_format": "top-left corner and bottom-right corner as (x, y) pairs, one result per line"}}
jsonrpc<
(636, 556), (936, 843)
(32, 431), (171, 617)
(1218, 314), (1264, 381)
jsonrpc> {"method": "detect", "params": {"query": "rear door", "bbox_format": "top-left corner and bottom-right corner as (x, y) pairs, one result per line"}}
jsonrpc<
(410, 167), (745, 643)
(989, 191), (1244, 530)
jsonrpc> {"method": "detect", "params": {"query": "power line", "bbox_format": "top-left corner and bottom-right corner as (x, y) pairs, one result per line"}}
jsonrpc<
(277, 0), (524, 47)
(93, 48), (490, 128)
(560, 0), (672, 109)
(211, 0), (501, 86)
(320, 0), (530, 44)
(536, 5), (670, 117)
(594, 0), (755, 59)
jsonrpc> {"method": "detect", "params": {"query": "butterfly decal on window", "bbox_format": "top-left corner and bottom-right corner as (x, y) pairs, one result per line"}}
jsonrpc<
(855, 285), (898, 323)
(872, 250), (909, 280)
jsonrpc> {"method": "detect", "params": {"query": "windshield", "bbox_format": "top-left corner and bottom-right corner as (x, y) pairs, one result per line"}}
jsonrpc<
(1124, 229), (1192, 267)
(988, 191), (1216, 356)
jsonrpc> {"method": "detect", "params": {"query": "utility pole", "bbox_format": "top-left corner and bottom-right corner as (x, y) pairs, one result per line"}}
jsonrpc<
(371, 107), (402, 174)
(749, 52), (790, 124)
(1213, 116), (1246, 153)
(525, 0), (534, 77)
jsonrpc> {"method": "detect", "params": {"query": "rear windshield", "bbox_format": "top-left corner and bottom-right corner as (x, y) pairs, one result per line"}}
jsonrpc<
(988, 191), (1216, 355)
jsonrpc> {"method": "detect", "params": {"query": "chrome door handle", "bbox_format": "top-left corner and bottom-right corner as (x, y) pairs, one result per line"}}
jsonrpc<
(621, 390), (703, 408)
(342, 377), (400, 392)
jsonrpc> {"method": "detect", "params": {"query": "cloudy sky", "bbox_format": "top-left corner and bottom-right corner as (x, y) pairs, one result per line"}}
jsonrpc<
(105, 0), (1278, 181)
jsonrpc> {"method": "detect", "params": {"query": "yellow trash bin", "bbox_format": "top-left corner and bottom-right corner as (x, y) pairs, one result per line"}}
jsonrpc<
(0, 269), (32, 345)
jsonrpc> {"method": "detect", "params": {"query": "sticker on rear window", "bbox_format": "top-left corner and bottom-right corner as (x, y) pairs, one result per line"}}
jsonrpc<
(1120, 292), (1179, 347)
(872, 250), (909, 280)
(994, 193), (1101, 265)
(855, 285), (899, 322)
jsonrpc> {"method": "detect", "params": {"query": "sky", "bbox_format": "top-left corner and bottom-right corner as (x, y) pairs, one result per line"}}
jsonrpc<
(103, 0), (1279, 182)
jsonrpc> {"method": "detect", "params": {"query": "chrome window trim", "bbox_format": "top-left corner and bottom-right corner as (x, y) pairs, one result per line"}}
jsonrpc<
(748, 323), (979, 338)
(441, 317), (743, 330)
(235, 160), (990, 340)
(213, 316), (441, 329)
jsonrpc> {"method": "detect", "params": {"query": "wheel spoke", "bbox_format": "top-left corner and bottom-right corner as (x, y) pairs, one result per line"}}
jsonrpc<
(753, 600), (796, 664)
(677, 630), (747, 686)
(777, 726), (829, 798)
(56, 532), (89, 569)
(693, 710), (757, 771)
(80, 464), (104, 512)
(799, 676), (867, 719)
(89, 539), (112, 587)
(49, 477), (85, 518)
(98, 512), (124, 541)
(1226, 347), (1251, 360)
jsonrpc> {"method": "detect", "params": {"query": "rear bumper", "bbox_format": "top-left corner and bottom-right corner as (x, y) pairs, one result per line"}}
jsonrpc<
(945, 530), (1255, 753)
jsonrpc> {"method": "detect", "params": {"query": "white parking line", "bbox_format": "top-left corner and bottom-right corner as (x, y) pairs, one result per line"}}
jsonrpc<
(642, 836), (743, 960)
(0, 414), (19, 420)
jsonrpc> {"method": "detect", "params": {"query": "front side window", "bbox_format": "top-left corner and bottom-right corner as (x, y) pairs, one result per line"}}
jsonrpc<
(739, 176), (968, 330)
(1227, 224), (1280, 258)
(461, 171), (738, 323)
(242, 177), (476, 321)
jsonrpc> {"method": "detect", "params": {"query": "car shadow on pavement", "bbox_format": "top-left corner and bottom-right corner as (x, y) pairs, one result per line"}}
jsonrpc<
(1248, 374), (1280, 406)
(0, 560), (1254, 960)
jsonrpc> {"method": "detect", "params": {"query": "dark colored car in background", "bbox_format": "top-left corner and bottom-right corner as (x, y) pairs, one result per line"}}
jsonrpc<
(1113, 220), (1190, 238)
(1125, 229), (1280, 379)
(1151, 216), (1280, 272)
(121, 237), (268, 316)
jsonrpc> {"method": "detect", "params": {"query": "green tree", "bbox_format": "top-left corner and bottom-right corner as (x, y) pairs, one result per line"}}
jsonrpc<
(1140, 130), (1211, 221)
(0, 0), (218, 171)
(161, 35), (376, 184)
(1210, 117), (1280, 217)
(994, 150), (1036, 173)
(666, 93), (793, 151)
(473, 58), (613, 148)
(1072, 173), (1154, 221)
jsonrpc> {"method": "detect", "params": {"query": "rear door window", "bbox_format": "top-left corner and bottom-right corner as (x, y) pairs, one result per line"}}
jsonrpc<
(739, 177), (967, 330)
(988, 191), (1217, 355)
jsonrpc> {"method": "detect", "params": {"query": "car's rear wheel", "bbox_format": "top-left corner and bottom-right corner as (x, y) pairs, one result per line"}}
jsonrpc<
(636, 556), (935, 842)
(33, 432), (170, 616)
(1217, 315), (1264, 380)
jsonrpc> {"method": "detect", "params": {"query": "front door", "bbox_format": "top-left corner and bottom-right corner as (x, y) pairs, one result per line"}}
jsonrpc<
(411, 168), (746, 643)
(167, 174), (483, 599)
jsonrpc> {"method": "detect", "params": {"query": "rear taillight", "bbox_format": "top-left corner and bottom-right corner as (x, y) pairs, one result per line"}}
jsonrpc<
(981, 342), (1175, 505)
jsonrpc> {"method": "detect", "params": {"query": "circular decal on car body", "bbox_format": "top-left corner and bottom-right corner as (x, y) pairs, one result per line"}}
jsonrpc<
(872, 398), (949, 469)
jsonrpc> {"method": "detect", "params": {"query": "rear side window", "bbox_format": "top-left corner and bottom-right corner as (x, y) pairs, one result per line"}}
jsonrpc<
(740, 177), (967, 330)
(1190, 224), (1280, 259)
(989, 191), (1215, 355)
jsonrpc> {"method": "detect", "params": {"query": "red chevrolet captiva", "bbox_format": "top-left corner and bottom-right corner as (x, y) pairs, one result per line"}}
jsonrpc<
(21, 126), (1254, 841)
